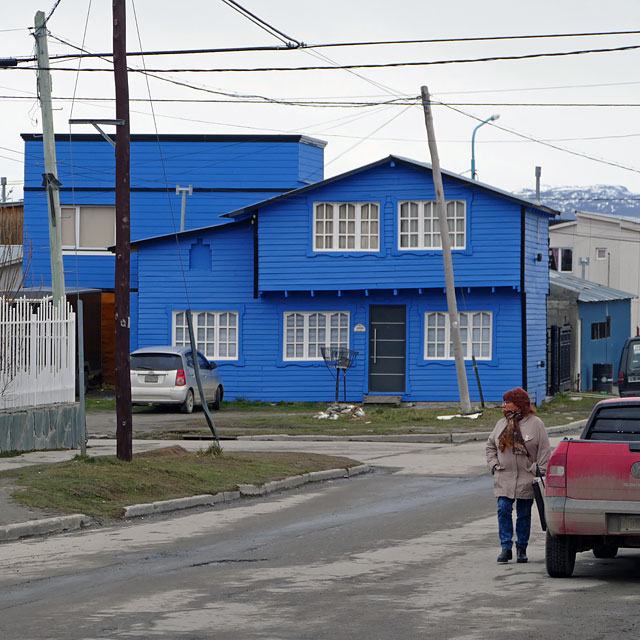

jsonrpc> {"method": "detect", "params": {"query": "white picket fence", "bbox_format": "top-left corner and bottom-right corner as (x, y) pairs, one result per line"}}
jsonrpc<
(0, 297), (76, 410)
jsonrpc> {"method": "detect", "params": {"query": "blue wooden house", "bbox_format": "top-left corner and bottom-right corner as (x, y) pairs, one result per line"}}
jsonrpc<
(132, 155), (557, 405)
(21, 133), (325, 382)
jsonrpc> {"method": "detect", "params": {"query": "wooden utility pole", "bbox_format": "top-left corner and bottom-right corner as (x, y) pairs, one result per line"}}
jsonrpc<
(113, 0), (132, 460)
(421, 86), (472, 414)
(34, 11), (65, 304)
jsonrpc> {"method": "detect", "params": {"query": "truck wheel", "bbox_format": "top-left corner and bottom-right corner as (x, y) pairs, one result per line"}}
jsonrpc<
(545, 530), (576, 578)
(593, 543), (619, 559)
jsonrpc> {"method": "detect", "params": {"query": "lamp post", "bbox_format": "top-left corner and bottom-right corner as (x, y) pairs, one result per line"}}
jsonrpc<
(470, 114), (499, 180)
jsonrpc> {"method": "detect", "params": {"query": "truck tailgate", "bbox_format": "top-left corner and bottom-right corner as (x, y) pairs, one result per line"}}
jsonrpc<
(566, 440), (640, 501)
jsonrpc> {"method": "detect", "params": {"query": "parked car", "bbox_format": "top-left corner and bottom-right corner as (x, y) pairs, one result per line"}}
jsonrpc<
(618, 337), (640, 397)
(545, 397), (640, 577)
(130, 346), (223, 413)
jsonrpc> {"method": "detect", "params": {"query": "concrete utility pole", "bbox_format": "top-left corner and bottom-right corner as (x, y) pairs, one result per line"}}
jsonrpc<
(1, 177), (6, 203)
(113, 0), (132, 461)
(176, 184), (193, 232)
(421, 86), (472, 414)
(34, 11), (65, 304)
(535, 166), (542, 202)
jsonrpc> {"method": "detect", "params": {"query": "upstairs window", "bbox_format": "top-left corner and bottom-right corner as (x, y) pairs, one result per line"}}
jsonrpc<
(61, 206), (115, 250)
(173, 310), (238, 360)
(550, 247), (573, 272)
(596, 248), (607, 260)
(313, 203), (379, 251)
(424, 311), (492, 360)
(283, 311), (349, 361)
(399, 200), (466, 250)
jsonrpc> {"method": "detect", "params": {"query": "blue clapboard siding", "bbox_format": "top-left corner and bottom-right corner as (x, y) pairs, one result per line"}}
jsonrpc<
(135, 218), (529, 403)
(23, 134), (325, 190)
(524, 207), (551, 404)
(132, 154), (553, 403)
(22, 134), (325, 292)
(257, 161), (523, 292)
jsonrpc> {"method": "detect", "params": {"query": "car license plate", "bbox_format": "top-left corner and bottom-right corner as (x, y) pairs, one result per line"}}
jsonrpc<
(144, 374), (159, 383)
(619, 515), (640, 533)
(629, 376), (640, 383)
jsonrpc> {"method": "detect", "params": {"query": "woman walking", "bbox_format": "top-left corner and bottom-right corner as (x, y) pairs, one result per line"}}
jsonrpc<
(486, 387), (551, 563)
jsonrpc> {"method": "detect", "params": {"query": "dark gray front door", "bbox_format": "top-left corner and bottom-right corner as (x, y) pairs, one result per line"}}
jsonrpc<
(368, 305), (406, 393)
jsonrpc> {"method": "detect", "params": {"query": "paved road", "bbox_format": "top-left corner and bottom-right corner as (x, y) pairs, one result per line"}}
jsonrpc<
(2, 435), (640, 639)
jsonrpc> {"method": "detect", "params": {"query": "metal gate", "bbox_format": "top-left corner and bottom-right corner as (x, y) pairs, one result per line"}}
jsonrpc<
(547, 324), (571, 395)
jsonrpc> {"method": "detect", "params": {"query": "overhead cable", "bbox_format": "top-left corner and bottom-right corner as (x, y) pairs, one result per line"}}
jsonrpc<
(12, 29), (640, 63)
(14, 43), (640, 72)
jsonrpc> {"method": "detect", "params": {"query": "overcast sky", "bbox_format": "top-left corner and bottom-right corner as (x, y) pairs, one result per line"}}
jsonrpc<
(2, 0), (640, 202)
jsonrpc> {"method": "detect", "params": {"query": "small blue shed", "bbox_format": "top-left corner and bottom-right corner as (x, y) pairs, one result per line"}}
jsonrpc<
(549, 271), (635, 392)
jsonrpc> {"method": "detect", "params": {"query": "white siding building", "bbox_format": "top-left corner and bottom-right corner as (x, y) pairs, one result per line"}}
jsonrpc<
(549, 212), (640, 336)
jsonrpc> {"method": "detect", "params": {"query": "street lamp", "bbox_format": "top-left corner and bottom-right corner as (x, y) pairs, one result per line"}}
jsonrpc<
(470, 114), (499, 180)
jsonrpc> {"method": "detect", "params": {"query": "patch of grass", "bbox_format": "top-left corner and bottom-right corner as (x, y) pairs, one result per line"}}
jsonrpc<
(0, 450), (23, 458)
(1, 449), (359, 519)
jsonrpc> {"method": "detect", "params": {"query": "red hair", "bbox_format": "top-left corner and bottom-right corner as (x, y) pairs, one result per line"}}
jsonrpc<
(503, 387), (536, 416)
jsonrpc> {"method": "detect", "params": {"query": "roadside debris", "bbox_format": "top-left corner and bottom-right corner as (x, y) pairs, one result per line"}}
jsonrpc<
(314, 404), (366, 420)
(436, 412), (483, 420)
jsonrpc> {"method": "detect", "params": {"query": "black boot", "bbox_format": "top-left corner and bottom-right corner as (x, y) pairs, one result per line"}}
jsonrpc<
(516, 547), (528, 563)
(497, 548), (512, 563)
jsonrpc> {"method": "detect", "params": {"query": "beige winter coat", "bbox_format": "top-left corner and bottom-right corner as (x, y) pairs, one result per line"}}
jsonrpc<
(485, 414), (552, 499)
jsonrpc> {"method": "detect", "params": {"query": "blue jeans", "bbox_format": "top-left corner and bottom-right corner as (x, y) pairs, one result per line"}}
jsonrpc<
(497, 497), (533, 550)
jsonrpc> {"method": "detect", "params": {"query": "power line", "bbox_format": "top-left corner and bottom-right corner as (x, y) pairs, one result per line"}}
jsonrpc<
(11, 43), (640, 72)
(13, 29), (640, 63)
(220, 0), (301, 48)
(443, 103), (640, 175)
(7, 93), (640, 108)
(45, 0), (64, 24)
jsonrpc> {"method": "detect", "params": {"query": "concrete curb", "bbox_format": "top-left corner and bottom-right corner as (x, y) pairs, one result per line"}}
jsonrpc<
(236, 420), (587, 445)
(0, 514), (91, 543)
(124, 465), (370, 519)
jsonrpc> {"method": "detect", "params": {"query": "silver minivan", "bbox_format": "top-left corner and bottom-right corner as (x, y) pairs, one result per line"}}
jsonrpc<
(130, 346), (223, 413)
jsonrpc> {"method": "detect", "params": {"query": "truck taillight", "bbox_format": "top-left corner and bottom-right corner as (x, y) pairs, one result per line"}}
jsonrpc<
(547, 452), (567, 488)
(619, 370), (625, 385)
(175, 369), (186, 386)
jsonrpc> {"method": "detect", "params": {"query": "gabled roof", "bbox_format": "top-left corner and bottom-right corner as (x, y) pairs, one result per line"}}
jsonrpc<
(550, 270), (636, 302)
(128, 153), (559, 249)
(223, 154), (560, 220)
(551, 210), (640, 231)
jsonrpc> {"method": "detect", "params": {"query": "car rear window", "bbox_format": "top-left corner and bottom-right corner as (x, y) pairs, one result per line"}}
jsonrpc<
(130, 353), (182, 371)
(627, 342), (640, 372)
(586, 406), (640, 440)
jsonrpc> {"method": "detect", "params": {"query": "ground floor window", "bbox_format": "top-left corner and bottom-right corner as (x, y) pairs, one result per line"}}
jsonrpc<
(424, 311), (492, 360)
(173, 310), (238, 360)
(283, 311), (349, 360)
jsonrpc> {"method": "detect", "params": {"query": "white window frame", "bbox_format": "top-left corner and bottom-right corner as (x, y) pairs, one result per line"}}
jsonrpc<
(313, 203), (380, 252)
(283, 311), (350, 361)
(424, 311), (492, 360)
(550, 247), (573, 273)
(596, 247), (607, 260)
(173, 310), (239, 361)
(60, 205), (116, 252)
(398, 200), (466, 251)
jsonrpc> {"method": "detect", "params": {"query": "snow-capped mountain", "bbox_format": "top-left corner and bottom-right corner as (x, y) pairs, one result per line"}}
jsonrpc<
(515, 185), (640, 220)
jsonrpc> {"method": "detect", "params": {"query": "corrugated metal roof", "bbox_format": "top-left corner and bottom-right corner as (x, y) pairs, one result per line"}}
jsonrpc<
(550, 270), (636, 302)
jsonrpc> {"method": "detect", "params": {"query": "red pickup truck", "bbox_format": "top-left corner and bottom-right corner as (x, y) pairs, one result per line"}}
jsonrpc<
(545, 397), (640, 577)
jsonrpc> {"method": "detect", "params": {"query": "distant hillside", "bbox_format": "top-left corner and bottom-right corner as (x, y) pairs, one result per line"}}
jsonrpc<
(516, 185), (640, 220)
